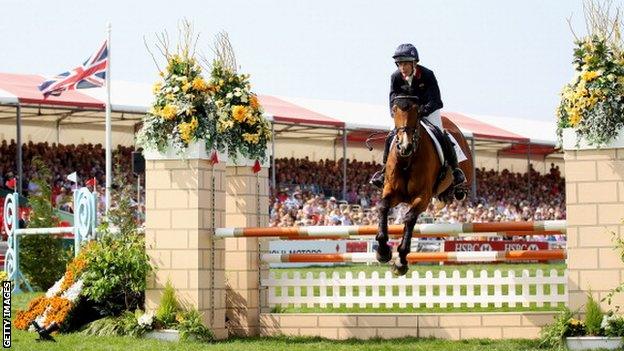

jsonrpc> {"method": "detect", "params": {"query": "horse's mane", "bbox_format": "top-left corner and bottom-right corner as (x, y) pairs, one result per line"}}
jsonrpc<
(392, 96), (419, 112)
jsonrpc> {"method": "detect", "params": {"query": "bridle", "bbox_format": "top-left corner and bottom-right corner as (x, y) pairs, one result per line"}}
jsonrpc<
(393, 93), (421, 160)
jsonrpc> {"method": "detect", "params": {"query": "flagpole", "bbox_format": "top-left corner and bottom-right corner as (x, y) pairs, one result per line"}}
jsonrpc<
(105, 22), (112, 213)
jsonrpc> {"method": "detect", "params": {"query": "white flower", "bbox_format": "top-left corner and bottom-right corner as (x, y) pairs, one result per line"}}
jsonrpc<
(602, 314), (617, 330)
(233, 91), (242, 97)
(138, 312), (154, 327)
(226, 92), (233, 99)
(46, 276), (65, 298)
(61, 280), (84, 303)
(240, 95), (248, 103)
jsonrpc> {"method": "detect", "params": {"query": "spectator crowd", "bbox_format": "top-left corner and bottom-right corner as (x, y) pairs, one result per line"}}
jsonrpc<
(270, 157), (565, 227)
(0, 141), (565, 229)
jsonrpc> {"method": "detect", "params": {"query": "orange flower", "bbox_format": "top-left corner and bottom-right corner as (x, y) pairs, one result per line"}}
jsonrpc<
(44, 297), (73, 327)
(250, 95), (260, 110)
(15, 296), (48, 330)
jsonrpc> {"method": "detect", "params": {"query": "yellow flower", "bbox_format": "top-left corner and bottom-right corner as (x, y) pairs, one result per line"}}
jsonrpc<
(160, 104), (178, 120)
(182, 82), (192, 93)
(232, 105), (249, 123)
(242, 132), (260, 144)
(165, 93), (175, 101)
(152, 82), (162, 94)
(217, 119), (234, 133)
(178, 117), (199, 143)
(245, 113), (257, 125)
(192, 77), (208, 92)
(581, 70), (600, 82)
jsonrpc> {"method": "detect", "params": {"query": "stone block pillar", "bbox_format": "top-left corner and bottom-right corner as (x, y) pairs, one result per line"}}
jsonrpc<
(564, 146), (624, 311)
(143, 152), (227, 339)
(225, 163), (269, 336)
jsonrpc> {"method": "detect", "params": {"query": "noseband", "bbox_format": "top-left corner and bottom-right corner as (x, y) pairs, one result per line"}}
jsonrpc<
(394, 124), (420, 158)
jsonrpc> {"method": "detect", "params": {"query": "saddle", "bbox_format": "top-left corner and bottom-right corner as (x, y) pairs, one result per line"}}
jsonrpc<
(420, 119), (455, 196)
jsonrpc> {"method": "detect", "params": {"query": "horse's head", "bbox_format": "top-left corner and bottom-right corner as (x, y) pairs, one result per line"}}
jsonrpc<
(391, 96), (421, 158)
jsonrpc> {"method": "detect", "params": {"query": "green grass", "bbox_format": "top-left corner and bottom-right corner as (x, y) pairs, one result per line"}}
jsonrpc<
(10, 333), (556, 351)
(9, 288), (558, 350)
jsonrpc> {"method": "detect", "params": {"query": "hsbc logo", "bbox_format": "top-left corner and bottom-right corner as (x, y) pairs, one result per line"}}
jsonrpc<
(479, 243), (492, 251)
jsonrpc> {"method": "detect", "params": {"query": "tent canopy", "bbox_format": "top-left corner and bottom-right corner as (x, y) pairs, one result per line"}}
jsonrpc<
(0, 72), (558, 155)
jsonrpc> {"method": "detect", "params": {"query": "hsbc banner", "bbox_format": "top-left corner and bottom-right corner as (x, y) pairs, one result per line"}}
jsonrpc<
(444, 241), (549, 252)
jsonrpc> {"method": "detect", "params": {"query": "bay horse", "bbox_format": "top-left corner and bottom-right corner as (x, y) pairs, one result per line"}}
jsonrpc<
(376, 96), (474, 276)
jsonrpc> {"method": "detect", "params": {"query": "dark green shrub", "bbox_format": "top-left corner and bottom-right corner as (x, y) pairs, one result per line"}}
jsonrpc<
(81, 161), (152, 316)
(20, 157), (71, 290)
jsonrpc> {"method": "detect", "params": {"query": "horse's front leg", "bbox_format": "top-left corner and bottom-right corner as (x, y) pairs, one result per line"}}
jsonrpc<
(375, 196), (392, 263)
(392, 197), (424, 276)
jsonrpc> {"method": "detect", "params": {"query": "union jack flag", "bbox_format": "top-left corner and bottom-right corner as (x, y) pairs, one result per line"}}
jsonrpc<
(38, 40), (108, 97)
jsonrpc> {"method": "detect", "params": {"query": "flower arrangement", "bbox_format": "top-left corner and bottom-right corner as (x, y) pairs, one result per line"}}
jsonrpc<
(136, 21), (218, 156)
(209, 59), (272, 162)
(138, 25), (271, 164)
(557, 1), (624, 146)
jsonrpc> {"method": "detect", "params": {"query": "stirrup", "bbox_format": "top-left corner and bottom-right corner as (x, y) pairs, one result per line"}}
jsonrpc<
(369, 171), (385, 188)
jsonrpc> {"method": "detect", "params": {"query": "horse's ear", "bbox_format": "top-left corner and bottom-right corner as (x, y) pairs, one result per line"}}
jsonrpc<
(410, 104), (420, 113)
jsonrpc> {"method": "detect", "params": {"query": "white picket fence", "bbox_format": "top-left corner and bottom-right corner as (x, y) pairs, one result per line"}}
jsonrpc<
(264, 269), (567, 309)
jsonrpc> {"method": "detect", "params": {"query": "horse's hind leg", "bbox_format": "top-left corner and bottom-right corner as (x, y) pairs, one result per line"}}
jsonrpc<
(375, 196), (392, 263)
(392, 197), (425, 276)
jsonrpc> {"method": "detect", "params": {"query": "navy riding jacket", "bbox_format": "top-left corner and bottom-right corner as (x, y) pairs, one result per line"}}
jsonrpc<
(389, 65), (443, 117)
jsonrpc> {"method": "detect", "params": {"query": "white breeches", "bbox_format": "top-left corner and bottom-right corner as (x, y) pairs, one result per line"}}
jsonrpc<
(423, 109), (443, 130)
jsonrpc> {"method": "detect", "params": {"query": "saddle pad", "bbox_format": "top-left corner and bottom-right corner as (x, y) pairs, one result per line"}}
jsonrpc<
(420, 121), (468, 166)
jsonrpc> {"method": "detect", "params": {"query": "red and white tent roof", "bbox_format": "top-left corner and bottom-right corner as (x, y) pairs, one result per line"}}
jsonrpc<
(0, 72), (557, 151)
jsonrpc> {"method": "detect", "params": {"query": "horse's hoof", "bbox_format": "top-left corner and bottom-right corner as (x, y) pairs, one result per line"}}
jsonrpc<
(391, 262), (409, 276)
(376, 246), (392, 263)
(454, 189), (466, 201)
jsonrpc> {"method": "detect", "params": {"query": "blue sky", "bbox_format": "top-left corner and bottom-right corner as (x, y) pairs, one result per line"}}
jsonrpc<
(0, 0), (610, 121)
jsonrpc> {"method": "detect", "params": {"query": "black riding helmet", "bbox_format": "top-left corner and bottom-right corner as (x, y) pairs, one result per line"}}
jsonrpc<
(393, 43), (419, 64)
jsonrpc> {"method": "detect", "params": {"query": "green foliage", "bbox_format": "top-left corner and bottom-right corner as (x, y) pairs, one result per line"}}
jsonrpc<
(81, 316), (124, 337)
(19, 157), (71, 290)
(606, 229), (624, 310)
(156, 279), (181, 328)
(585, 292), (604, 335)
(81, 310), (152, 338)
(603, 314), (624, 337)
(177, 308), (213, 342)
(81, 161), (152, 316)
(539, 307), (574, 349)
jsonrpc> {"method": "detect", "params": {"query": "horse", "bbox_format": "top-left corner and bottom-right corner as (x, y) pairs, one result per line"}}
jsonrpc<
(375, 96), (474, 276)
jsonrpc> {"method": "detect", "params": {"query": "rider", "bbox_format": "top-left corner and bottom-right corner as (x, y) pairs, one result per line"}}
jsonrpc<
(369, 43), (466, 191)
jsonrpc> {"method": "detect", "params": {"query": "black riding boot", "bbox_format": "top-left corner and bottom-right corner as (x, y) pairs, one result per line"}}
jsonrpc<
(370, 133), (393, 188)
(442, 131), (466, 186)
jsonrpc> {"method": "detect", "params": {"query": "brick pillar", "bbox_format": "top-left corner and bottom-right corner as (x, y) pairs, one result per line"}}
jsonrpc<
(564, 147), (624, 311)
(225, 163), (269, 336)
(143, 148), (228, 339)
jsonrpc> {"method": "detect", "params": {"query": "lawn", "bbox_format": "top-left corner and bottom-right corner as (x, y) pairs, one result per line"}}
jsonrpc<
(10, 292), (558, 351)
(10, 333), (553, 351)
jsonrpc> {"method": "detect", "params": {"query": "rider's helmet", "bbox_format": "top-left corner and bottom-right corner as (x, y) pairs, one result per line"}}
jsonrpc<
(393, 43), (419, 65)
